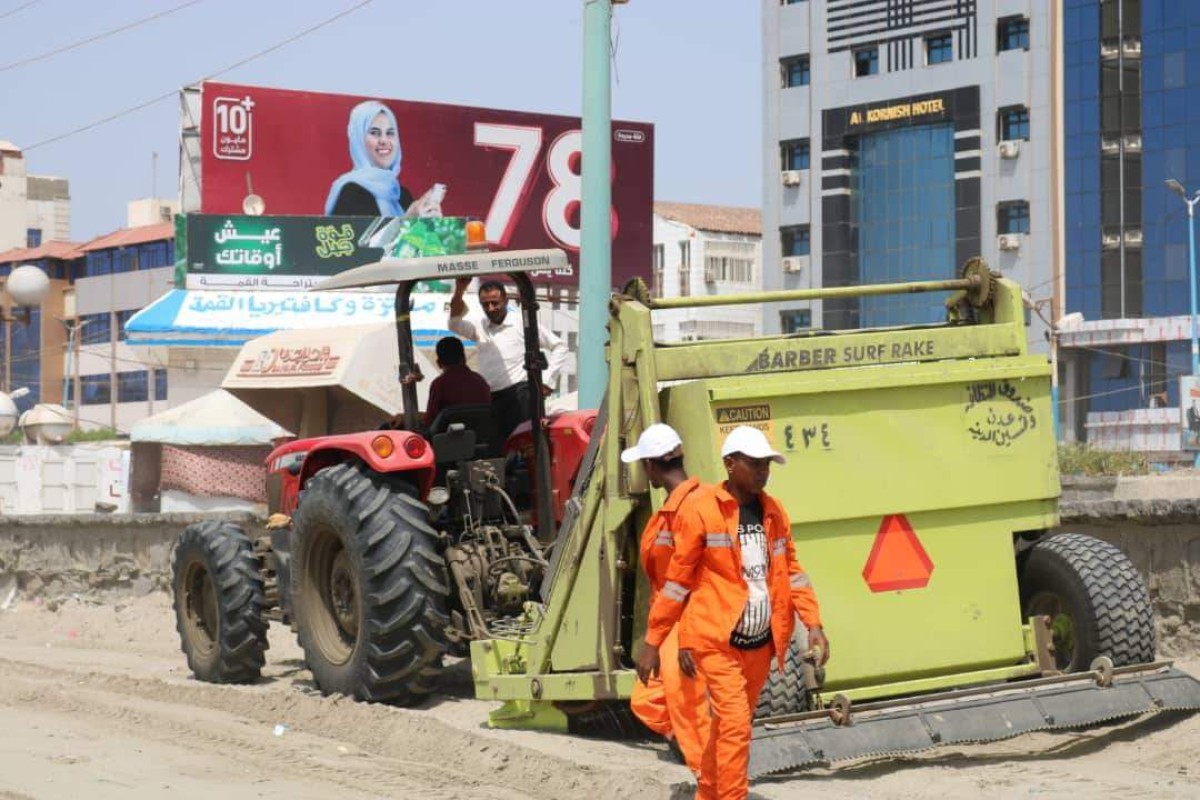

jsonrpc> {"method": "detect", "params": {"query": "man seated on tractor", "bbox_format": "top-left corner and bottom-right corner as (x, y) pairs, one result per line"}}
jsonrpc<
(422, 335), (492, 428)
(377, 336), (491, 432)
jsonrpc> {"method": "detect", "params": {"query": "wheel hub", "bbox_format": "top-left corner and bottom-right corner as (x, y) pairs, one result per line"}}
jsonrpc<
(182, 560), (218, 655)
(329, 550), (358, 637)
(1029, 591), (1077, 670)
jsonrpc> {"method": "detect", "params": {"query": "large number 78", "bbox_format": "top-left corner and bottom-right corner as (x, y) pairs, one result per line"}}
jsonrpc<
(474, 123), (616, 251)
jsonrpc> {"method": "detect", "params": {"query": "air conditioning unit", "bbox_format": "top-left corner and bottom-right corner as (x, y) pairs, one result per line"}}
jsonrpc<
(1124, 228), (1144, 248)
(1101, 137), (1121, 155)
(997, 234), (1022, 252)
(998, 140), (1021, 159)
(1123, 38), (1142, 57)
(782, 255), (808, 274)
(781, 170), (802, 187)
(1123, 134), (1143, 152)
(1102, 232), (1121, 250)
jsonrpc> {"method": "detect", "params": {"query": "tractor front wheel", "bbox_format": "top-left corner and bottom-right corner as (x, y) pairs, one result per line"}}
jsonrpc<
(1019, 532), (1155, 672)
(172, 521), (269, 683)
(291, 462), (450, 704)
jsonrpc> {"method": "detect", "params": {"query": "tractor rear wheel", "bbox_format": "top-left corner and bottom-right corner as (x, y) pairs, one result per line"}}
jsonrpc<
(754, 634), (810, 719)
(291, 462), (450, 704)
(172, 521), (269, 683)
(1019, 532), (1155, 672)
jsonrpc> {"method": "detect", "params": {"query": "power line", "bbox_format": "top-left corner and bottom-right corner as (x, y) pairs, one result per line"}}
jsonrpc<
(24, 0), (376, 152)
(0, 0), (39, 21)
(0, 0), (207, 73)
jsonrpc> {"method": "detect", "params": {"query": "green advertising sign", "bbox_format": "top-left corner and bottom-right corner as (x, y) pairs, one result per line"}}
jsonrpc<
(179, 214), (467, 291)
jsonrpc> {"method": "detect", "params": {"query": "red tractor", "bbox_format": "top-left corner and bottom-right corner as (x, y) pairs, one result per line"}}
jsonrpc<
(172, 248), (597, 704)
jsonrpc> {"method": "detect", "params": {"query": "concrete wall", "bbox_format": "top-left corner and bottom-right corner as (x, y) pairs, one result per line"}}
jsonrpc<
(1, 492), (1198, 657)
(0, 513), (260, 601)
(1060, 501), (1200, 655)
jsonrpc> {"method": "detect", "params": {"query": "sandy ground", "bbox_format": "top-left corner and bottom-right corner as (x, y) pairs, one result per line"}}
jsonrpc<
(0, 593), (1198, 800)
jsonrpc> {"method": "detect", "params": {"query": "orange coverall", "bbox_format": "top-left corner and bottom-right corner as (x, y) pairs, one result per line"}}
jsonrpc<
(646, 483), (822, 800)
(629, 477), (709, 777)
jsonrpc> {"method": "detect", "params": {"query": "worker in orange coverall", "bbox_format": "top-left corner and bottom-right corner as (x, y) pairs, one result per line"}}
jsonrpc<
(622, 423), (709, 779)
(636, 425), (830, 800)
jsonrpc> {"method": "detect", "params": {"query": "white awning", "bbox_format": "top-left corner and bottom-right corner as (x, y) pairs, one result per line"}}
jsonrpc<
(125, 289), (456, 349)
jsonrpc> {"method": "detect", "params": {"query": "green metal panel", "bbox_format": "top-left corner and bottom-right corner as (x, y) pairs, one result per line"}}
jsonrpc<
(666, 357), (1058, 523)
(658, 315), (1058, 696)
(795, 509), (1033, 690)
(654, 322), (1024, 382)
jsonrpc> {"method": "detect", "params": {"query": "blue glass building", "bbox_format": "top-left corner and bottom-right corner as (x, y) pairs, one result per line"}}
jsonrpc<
(1064, 0), (1200, 435)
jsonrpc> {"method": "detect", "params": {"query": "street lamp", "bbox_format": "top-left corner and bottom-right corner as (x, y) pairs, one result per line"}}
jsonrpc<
(1166, 178), (1200, 375)
(2, 263), (50, 324)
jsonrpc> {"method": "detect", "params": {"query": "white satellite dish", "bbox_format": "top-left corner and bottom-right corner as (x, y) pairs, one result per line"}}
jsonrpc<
(243, 194), (266, 216)
(242, 172), (265, 216)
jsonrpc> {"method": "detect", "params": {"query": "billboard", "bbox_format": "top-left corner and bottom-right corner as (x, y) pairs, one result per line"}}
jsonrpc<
(179, 214), (467, 290)
(197, 81), (654, 288)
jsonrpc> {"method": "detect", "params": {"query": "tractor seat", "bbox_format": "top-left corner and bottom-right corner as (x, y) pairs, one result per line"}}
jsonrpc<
(427, 403), (504, 460)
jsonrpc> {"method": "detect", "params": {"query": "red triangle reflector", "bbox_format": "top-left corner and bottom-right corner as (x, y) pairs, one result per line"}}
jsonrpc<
(862, 514), (934, 592)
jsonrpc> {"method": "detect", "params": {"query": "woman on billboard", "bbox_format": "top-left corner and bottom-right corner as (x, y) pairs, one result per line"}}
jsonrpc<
(324, 100), (414, 216)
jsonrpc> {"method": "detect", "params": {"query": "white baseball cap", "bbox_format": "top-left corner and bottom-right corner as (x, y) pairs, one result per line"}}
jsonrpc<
(721, 425), (787, 465)
(621, 423), (684, 463)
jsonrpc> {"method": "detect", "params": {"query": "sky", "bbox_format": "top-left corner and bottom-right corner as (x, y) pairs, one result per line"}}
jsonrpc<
(0, 0), (764, 242)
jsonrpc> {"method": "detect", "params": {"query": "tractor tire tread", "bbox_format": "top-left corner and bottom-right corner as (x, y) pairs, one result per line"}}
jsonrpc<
(754, 634), (809, 719)
(293, 462), (449, 705)
(172, 520), (268, 684)
(1024, 532), (1155, 668)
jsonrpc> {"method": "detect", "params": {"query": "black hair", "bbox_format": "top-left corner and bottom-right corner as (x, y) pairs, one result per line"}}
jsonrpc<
(435, 335), (466, 366)
(648, 455), (684, 472)
(478, 280), (507, 297)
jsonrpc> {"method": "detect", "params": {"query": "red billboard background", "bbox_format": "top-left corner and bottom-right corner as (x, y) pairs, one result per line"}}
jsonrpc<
(199, 81), (654, 289)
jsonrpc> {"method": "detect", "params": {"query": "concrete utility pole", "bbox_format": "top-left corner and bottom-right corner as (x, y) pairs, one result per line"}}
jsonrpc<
(578, 0), (621, 410)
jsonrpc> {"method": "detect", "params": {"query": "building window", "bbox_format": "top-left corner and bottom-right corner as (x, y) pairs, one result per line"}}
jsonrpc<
(854, 47), (879, 77)
(84, 251), (112, 278)
(783, 0), (807, 5)
(780, 309), (811, 333)
(81, 374), (111, 406)
(998, 16), (1030, 52)
(116, 308), (141, 341)
(704, 241), (756, 284)
(782, 139), (810, 170)
(782, 55), (810, 87)
(926, 34), (953, 64)
(117, 371), (149, 403)
(781, 226), (811, 257)
(80, 312), (112, 345)
(26, 228), (42, 248)
(999, 106), (1030, 141)
(652, 244), (665, 297)
(678, 241), (691, 297)
(999, 201), (1031, 234)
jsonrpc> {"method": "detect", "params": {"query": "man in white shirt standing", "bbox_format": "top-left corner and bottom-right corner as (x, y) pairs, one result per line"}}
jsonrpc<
(449, 277), (568, 439)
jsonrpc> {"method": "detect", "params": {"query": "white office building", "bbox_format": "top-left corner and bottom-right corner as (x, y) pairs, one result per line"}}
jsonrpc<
(763, 0), (1059, 356)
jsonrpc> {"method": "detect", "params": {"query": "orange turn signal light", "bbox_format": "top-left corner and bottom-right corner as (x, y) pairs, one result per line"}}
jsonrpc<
(466, 219), (487, 250)
(371, 435), (395, 459)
